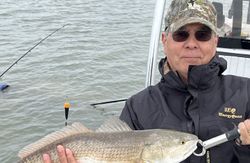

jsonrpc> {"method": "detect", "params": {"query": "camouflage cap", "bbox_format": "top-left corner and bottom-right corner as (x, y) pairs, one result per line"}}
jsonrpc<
(165, 0), (217, 34)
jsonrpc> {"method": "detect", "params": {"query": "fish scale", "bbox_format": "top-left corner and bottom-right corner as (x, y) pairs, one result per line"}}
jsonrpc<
(61, 132), (148, 161)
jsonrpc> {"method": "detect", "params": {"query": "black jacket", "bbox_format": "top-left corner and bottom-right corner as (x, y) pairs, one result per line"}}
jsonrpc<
(120, 55), (250, 163)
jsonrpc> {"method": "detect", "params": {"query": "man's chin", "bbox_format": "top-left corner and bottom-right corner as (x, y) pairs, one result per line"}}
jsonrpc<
(183, 58), (202, 65)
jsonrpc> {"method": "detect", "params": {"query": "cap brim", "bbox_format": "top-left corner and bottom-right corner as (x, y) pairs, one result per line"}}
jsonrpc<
(170, 17), (217, 34)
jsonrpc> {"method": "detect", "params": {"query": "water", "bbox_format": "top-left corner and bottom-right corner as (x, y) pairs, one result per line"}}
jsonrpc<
(0, 0), (157, 162)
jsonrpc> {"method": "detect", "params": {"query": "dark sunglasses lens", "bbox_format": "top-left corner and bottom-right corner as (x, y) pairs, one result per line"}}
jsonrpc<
(172, 31), (189, 42)
(172, 28), (212, 42)
(195, 30), (212, 41)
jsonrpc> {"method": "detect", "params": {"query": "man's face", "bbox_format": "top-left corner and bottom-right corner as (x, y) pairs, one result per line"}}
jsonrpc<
(162, 23), (218, 80)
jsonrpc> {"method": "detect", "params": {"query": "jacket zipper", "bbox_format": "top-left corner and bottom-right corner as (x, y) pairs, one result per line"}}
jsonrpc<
(206, 150), (210, 163)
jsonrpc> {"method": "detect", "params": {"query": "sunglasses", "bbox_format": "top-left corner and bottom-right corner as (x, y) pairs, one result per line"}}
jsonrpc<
(172, 28), (212, 42)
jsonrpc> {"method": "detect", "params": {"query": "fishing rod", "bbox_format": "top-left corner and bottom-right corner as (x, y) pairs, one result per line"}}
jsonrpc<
(90, 98), (127, 107)
(0, 24), (69, 79)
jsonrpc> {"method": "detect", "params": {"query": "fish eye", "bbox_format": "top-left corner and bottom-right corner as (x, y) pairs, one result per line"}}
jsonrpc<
(181, 141), (185, 145)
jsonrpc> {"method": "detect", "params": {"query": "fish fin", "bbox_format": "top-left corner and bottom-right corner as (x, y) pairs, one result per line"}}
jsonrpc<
(18, 122), (92, 159)
(96, 116), (132, 132)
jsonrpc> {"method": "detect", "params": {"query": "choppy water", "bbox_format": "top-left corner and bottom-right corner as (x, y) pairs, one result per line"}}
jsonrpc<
(0, 0), (159, 162)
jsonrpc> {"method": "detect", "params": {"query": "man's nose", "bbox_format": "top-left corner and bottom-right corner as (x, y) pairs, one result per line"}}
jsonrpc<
(184, 34), (198, 49)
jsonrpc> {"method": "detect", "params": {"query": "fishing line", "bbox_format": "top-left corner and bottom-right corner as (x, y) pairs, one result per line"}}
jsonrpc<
(0, 24), (69, 79)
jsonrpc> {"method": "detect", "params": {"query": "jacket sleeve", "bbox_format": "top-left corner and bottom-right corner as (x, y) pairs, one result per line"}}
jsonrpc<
(119, 98), (143, 130)
(233, 144), (250, 162)
(233, 96), (250, 162)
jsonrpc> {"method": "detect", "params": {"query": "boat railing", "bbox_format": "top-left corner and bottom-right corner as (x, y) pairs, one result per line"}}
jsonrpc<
(145, 0), (166, 87)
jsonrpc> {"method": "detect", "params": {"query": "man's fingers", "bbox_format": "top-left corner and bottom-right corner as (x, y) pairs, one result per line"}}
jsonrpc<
(57, 145), (68, 163)
(244, 119), (250, 132)
(43, 153), (51, 163)
(244, 119), (250, 144)
(66, 148), (77, 163)
(239, 120), (250, 145)
(43, 146), (76, 163)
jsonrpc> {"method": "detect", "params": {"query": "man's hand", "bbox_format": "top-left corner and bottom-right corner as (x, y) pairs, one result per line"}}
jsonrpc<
(43, 145), (77, 163)
(238, 119), (250, 145)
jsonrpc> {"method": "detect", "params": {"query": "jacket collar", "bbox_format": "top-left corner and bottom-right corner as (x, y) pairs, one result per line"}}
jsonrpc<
(159, 54), (227, 91)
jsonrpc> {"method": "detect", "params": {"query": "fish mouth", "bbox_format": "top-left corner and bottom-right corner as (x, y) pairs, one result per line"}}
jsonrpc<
(183, 141), (198, 159)
(169, 140), (198, 163)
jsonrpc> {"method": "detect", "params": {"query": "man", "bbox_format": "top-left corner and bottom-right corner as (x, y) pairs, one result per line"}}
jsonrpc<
(43, 0), (250, 162)
(120, 0), (250, 162)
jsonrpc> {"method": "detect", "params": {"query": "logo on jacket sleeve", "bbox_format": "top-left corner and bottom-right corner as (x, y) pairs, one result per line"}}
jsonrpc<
(218, 107), (243, 119)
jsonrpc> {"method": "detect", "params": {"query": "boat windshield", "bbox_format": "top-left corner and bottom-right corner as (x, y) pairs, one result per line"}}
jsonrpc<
(212, 0), (250, 49)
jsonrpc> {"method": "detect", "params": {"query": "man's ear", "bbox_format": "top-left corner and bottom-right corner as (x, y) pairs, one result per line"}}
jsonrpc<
(214, 35), (219, 46)
(162, 32), (167, 44)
